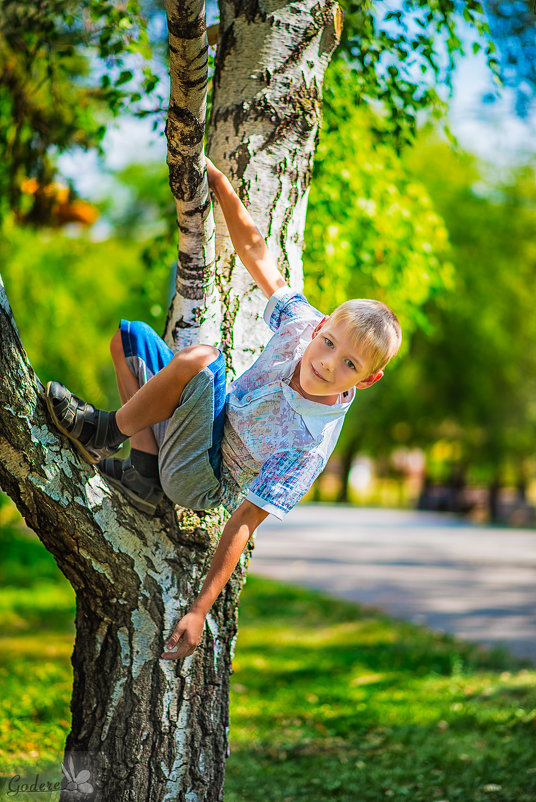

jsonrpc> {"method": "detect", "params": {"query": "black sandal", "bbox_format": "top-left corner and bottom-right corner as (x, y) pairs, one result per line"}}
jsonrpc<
(97, 457), (164, 515)
(46, 381), (123, 464)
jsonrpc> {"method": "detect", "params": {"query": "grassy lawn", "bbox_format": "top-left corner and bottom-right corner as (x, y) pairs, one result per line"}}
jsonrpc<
(0, 509), (535, 801)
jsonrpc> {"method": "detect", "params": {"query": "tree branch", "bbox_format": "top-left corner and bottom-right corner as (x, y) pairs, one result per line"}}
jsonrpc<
(164, 0), (220, 351)
(0, 274), (173, 600)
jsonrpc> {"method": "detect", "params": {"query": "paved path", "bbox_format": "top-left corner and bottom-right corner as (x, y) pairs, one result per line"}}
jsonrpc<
(253, 505), (536, 663)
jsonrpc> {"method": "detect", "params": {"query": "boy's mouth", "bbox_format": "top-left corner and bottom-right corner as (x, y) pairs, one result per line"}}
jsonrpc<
(311, 365), (328, 382)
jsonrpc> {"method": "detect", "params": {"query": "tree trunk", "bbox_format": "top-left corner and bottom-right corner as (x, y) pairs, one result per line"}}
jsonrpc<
(0, 0), (341, 799)
(0, 280), (245, 800)
(337, 434), (361, 503)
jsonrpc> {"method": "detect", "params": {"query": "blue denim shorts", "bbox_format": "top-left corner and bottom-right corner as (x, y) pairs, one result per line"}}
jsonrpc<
(120, 319), (227, 510)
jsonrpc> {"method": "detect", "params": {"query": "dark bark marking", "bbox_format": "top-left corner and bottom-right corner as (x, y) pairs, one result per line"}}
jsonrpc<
(212, 21), (236, 93)
(174, 316), (194, 330)
(219, 290), (240, 378)
(175, 277), (206, 300)
(278, 181), (300, 281)
(230, 0), (269, 25)
(166, 105), (205, 148)
(260, 79), (323, 151)
(168, 44), (208, 74)
(233, 142), (251, 184)
(212, 75), (322, 149)
(167, 156), (202, 204)
(167, 13), (206, 42)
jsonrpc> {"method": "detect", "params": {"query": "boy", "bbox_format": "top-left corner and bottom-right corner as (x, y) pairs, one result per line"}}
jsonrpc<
(46, 158), (401, 661)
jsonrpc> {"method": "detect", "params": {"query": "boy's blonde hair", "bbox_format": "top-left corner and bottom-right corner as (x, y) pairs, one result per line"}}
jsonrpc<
(328, 299), (402, 374)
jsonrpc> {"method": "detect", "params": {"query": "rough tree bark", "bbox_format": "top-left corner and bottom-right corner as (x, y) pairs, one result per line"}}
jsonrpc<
(0, 1), (341, 799)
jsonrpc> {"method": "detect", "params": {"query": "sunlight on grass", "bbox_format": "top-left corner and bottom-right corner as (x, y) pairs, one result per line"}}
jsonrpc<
(0, 518), (74, 786)
(225, 575), (536, 802)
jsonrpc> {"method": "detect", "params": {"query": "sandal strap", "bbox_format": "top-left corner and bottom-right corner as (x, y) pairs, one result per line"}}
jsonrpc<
(122, 464), (162, 503)
(53, 393), (95, 440)
(92, 410), (112, 450)
(97, 457), (163, 511)
(98, 457), (124, 480)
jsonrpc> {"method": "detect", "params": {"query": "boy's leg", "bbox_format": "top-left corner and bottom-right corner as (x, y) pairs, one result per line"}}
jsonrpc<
(109, 329), (158, 455)
(115, 344), (221, 438)
(106, 328), (223, 513)
(47, 326), (219, 464)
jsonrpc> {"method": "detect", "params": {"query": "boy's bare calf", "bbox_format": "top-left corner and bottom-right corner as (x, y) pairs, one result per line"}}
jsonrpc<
(111, 329), (220, 442)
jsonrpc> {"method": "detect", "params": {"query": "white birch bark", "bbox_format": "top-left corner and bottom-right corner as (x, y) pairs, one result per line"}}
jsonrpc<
(164, 0), (221, 350)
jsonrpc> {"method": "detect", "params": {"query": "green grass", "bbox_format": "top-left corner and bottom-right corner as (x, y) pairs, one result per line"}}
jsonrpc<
(0, 513), (75, 800)
(0, 509), (535, 801)
(225, 578), (536, 801)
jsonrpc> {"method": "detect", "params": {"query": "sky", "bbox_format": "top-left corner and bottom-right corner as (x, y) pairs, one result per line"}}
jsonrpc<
(449, 48), (536, 168)
(57, 31), (536, 203)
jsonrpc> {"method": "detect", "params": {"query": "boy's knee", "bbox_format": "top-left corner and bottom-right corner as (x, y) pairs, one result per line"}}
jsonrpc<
(110, 328), (124, 361)
(173, 344), (220, 373)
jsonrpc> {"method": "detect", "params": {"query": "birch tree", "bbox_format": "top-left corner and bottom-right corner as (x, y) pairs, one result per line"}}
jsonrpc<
(0, 0), (342, 798)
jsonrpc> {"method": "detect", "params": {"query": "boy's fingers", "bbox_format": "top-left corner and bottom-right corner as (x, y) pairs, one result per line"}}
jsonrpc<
(161, 640), (196, 661)
(163, 622), (185, 652)
(161, 612), (204, 659)
(161, 621), (199, 660)
(161, 639), (183, 659)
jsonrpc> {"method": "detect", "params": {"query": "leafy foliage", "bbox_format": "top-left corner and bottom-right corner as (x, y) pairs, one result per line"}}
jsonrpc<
(335, 139), (536, 486)
(403, 141), (536, 480)
(0, 0), (503, 227)
(0, 0), (158, 221)
(336, 0), (496, 147)
(483, 0), (536, 116)
(304, 61), (454, 345)
(0, 220), (169, 407)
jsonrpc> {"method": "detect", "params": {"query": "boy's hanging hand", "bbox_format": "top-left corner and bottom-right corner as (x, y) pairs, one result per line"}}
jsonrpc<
(161, 610), (206, 661)
(160, 504), (267, 662)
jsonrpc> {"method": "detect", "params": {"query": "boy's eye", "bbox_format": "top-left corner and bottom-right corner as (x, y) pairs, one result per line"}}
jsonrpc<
(324, 337), (334, 347)
(345, 359), (356, 370)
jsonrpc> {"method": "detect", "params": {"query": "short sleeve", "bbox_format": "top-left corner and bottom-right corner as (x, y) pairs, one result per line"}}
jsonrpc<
(246, 449), (325, 519)
(263, 287), (318, 332)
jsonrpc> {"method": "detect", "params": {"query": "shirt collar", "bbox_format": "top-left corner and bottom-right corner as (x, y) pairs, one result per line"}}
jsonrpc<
(282, 376), (355, 439)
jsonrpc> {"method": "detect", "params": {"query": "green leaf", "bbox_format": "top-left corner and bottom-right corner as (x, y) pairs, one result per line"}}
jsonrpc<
(116, 70), (133, 86)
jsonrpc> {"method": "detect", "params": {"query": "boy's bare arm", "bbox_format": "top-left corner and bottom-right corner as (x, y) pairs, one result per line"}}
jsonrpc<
(206, 158), (288, 299)
(161, 500), (269, 661)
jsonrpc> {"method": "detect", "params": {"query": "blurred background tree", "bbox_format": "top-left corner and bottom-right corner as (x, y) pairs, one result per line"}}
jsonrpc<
(0, 0), (160, 223)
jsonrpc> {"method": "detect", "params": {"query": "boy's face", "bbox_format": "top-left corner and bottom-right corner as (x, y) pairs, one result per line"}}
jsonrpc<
(296, 317), (384, 403)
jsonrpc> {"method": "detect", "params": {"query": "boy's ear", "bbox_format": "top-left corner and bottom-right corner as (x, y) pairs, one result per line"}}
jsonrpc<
(355, 370), (384, 390)
(311, 316), (328, 338)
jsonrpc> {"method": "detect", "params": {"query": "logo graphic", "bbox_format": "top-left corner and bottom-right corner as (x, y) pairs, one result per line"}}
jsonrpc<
(61, 755), (93, 797)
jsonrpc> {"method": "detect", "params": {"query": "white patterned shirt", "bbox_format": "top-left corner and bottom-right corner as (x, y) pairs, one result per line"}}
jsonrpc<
(218, 287), (356, 519)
